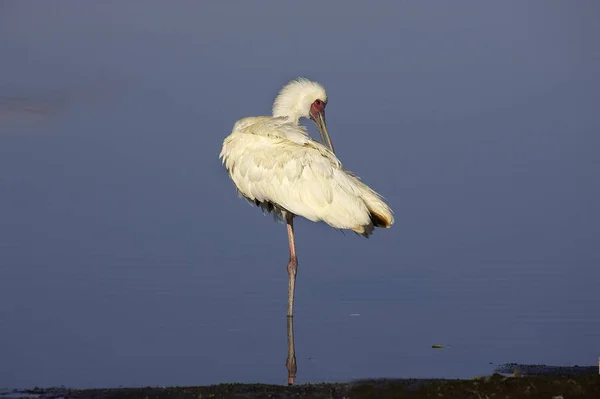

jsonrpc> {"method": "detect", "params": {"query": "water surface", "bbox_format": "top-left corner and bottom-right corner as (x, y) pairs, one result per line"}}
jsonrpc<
(1, 1), (599, 389)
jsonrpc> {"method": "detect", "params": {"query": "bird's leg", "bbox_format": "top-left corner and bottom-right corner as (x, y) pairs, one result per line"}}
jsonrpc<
(285, 314), (297, 385)
(283, 211), (298, 384)
(285, 212), (298, 317)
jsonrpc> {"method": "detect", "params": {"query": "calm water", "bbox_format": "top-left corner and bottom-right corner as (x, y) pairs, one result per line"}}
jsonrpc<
(1, 1), (599, 389)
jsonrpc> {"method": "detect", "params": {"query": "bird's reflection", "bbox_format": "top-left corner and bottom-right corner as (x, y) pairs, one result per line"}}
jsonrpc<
(285, 316), (297, 385)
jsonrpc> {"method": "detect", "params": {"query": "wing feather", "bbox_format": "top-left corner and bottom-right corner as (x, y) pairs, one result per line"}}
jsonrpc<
(220, 117), (393, 234)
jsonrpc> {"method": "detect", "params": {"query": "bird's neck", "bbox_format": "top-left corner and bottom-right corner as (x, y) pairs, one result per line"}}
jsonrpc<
(277, 114), (301, 125)
(272, 99), (303, 125)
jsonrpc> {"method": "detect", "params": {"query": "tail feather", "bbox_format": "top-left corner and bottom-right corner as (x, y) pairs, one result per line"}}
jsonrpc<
(351, 177), (394, 237)
(370, 209), (393, 228)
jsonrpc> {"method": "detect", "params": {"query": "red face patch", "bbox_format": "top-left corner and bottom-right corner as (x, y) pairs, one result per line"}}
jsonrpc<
(309, 99), (326, 120)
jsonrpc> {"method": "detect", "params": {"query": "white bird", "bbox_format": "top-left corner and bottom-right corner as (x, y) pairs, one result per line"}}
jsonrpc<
(219, 77), (394, 319)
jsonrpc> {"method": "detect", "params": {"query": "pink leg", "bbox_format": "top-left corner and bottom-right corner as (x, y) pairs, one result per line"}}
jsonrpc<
(285, 212), (298, 317)
(286, 314), (297, 385)
(284, 212), (298, 384)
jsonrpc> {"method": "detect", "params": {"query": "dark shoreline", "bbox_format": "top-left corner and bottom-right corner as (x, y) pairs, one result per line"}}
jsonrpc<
(5, 364), (599, 399)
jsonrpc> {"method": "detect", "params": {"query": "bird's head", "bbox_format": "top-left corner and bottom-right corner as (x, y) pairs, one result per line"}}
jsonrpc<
(272, 77), (334, 153)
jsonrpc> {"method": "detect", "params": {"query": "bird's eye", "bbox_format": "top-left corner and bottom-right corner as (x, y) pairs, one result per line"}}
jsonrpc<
(315, 100), (321, 105)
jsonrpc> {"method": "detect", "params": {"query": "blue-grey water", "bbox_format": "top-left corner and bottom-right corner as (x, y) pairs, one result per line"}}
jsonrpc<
(1, 1), (599, 390)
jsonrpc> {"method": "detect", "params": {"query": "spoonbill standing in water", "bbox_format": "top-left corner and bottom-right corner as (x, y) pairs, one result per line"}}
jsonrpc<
(219, 78), (394, 318)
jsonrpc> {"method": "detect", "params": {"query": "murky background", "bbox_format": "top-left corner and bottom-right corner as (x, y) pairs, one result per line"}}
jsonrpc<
(1, 1), (599, 390)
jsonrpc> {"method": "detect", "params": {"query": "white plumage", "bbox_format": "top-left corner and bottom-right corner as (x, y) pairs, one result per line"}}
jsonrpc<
(219, 78), (394, 237)
(219, 77), (394, 337)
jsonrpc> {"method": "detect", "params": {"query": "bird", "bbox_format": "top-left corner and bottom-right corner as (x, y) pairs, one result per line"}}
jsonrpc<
(219, 77), (394, 319)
